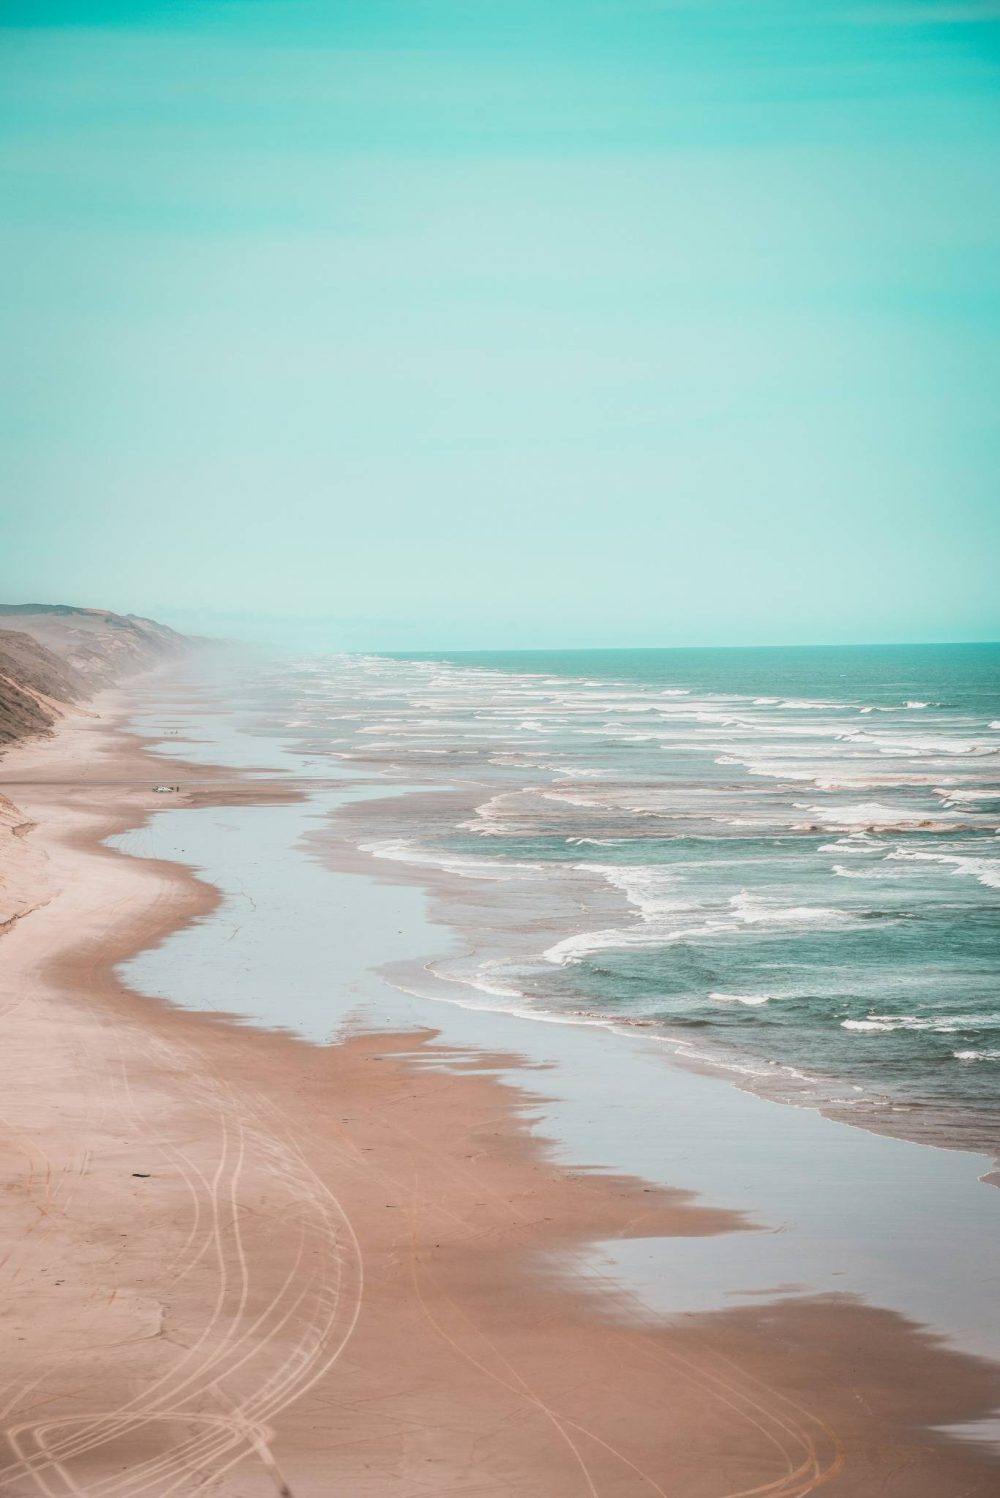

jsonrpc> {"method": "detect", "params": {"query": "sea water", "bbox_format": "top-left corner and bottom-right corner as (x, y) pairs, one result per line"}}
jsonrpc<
(110, 653), (1000, 1397)
(232, 643), (1000, 1155)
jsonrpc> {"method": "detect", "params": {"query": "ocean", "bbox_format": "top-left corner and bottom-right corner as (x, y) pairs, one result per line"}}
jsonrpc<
(251, 643), (1000, 1155)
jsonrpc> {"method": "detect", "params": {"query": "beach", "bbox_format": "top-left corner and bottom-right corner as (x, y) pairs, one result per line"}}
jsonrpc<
(5, 0), (998, 1487)
(1, 666), (999, 1496)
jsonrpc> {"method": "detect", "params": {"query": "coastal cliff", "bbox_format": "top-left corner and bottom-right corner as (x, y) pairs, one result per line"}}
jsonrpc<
(0, 603), (189, 929)
(0, 604), (188, 745)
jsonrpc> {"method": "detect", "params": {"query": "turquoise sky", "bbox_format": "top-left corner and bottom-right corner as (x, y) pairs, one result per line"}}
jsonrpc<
(2, 1), (999, 648)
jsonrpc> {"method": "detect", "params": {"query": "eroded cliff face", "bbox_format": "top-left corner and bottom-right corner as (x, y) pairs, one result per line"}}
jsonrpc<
(0, 604), (190, 929)
(0, 629), (86, 747)
(0, 605), (188, 747)
(0, 605), (187, 696)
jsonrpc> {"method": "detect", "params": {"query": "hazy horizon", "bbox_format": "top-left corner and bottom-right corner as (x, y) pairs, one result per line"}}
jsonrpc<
(3, 1), (999, 649)
(7, 601), (1000, 656)
(151, 614), (1000, 654)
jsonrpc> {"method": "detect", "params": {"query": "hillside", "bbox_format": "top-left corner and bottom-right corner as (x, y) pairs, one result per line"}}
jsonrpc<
(0, 604), (187, 693)
(0, 604), (190, 930)
(0, 604), (189, 748)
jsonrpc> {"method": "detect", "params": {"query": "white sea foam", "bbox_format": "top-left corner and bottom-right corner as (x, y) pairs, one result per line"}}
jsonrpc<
(714, 757), (818, 782)
(541, 790), (606, 808)
(566, 837), (625, 846)
(327, 651), (998, 1119)
(460, 789), (528, 833)
(360, 837), (542, 881)
(729, 891), (849, 926)
(843, 1013), (1000, 1034)
(709, 991), (773, 1006)
(849, 730), (998, 758)
(817, 833), (884, 854)
(812, 772), (949, 792)
(933, 786), (1000, 805)
(857, 701), (932, 713)
(582, 863), (685, 918)
(885, 849), (1000, 889)
(797, 801), (949, 832)
(543, 879), (851, 966)
(459, 962), (526, 1000)
(537, 762), (611, 778)
(541, 864), (706, 964)
(543, 928), (638, 964)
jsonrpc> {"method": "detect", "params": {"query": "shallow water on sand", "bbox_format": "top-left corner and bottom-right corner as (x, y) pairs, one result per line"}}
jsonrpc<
(111, 665), (1000, 1449)
(235, 643), (1000, 1157)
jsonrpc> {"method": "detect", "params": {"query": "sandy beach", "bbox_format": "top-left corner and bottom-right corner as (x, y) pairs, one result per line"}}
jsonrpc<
(6, 0), (998, 1486)
(1, 681), (999, 1496)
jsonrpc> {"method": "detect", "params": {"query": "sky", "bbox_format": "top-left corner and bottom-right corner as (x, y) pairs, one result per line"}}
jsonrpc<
(1, 1), (999, 650)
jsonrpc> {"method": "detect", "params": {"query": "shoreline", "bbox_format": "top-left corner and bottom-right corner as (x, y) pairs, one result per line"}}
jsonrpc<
(1, 676), (999, 1494)
(324, 778), (1000, 1178)
(294, 645), (1000, 1172)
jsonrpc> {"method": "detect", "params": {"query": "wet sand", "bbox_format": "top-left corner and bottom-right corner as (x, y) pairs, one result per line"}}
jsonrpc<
(1, 684), (999, 1495)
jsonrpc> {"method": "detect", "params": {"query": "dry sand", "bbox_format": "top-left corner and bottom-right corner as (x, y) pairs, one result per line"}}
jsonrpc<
(0, 695), (998, 1496)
